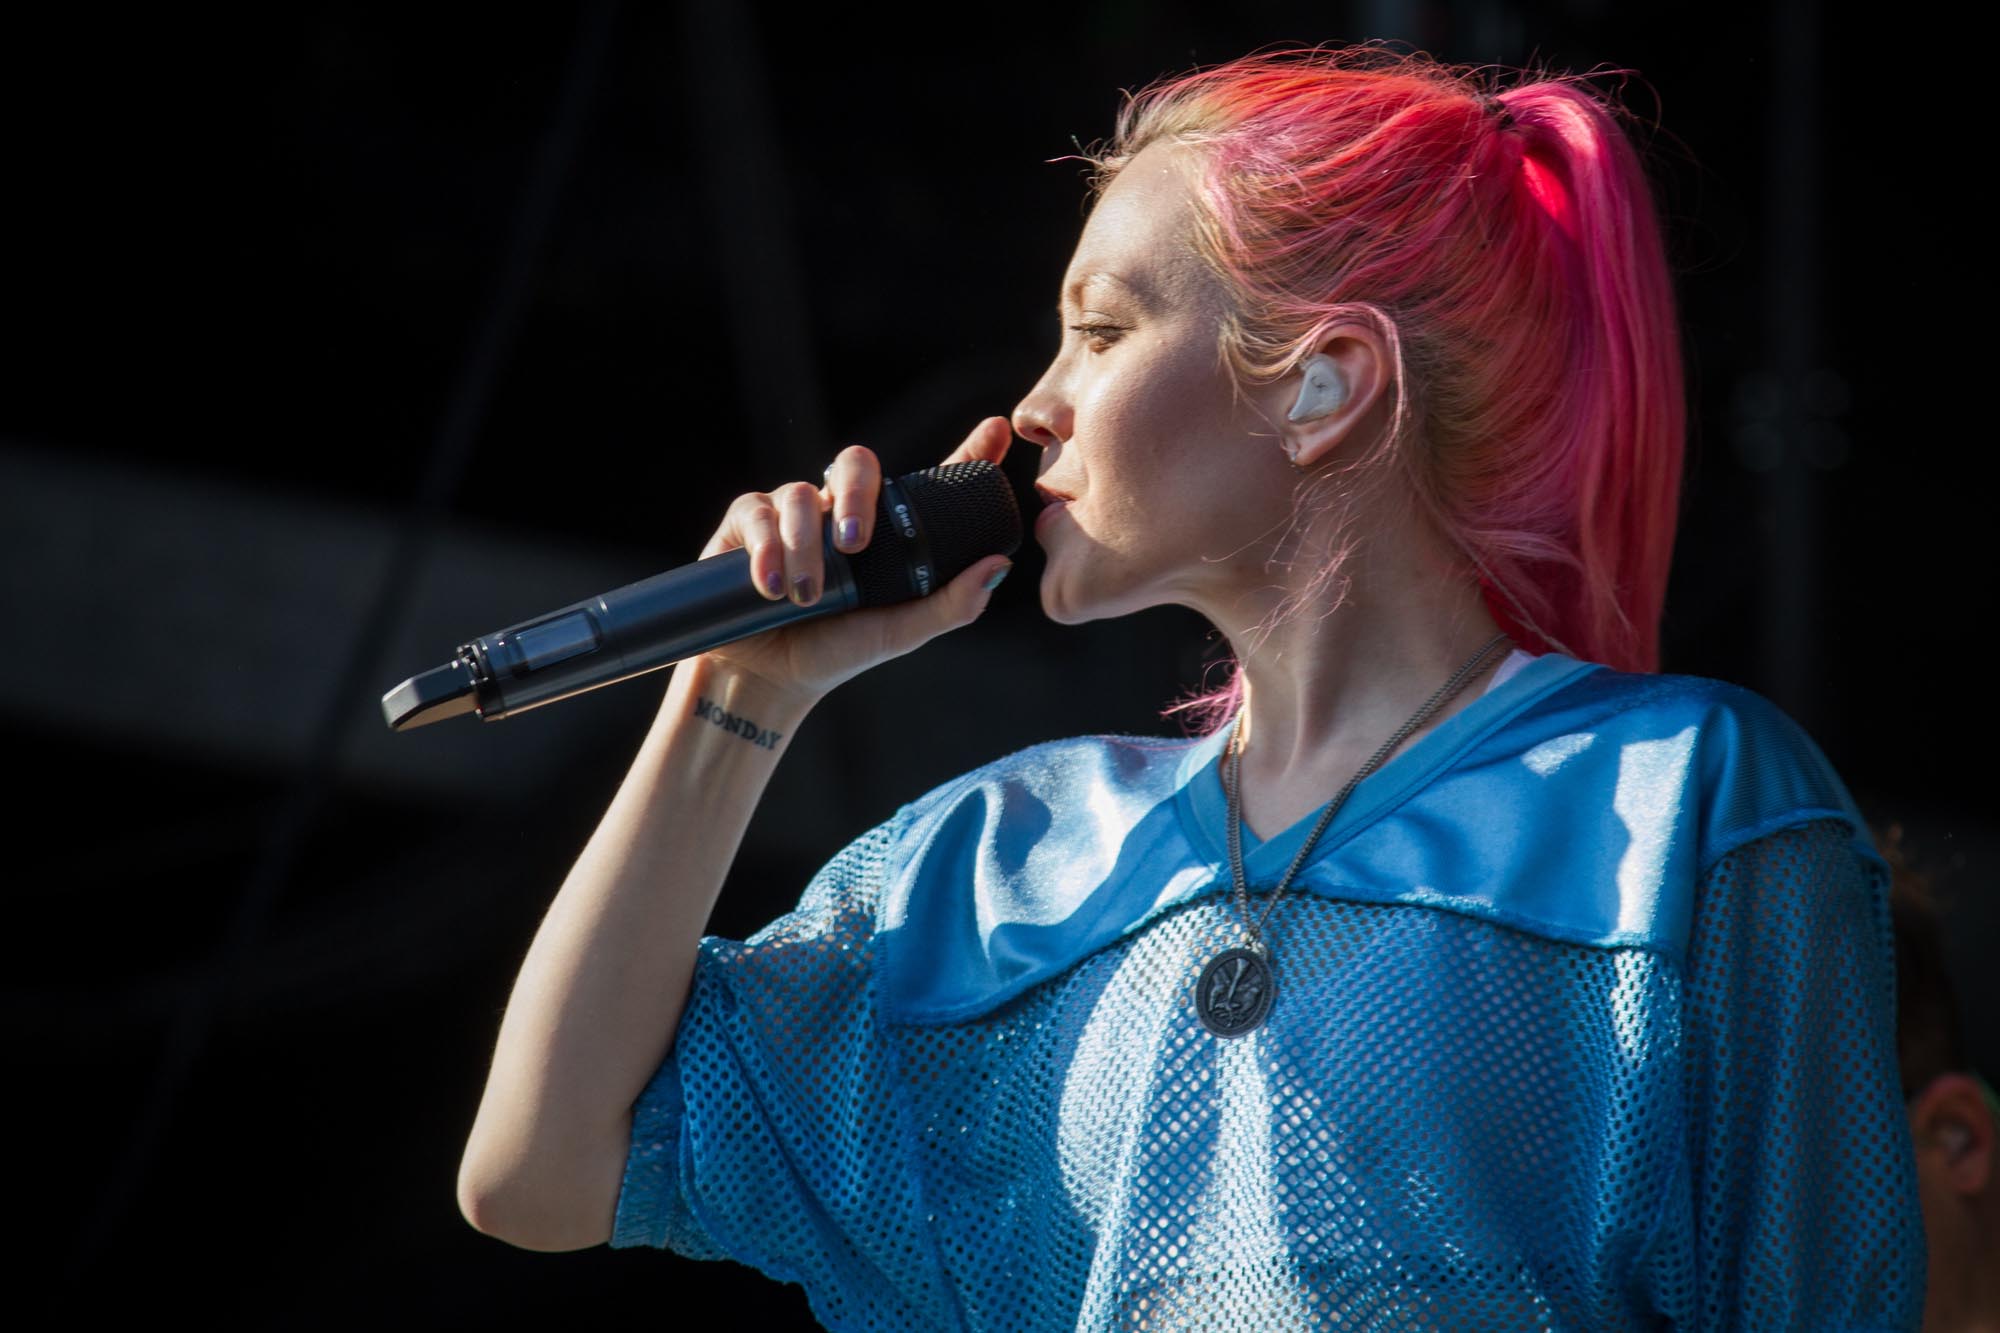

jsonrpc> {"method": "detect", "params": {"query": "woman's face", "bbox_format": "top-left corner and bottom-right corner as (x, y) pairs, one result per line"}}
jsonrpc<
(1012, 141), (1295, 627)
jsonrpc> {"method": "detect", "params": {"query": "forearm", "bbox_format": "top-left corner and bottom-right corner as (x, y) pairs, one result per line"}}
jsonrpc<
(457, 653), (814, 1250)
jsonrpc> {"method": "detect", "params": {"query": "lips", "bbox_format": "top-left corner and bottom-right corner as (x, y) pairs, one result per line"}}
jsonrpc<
(1034, 488), (1070, 537)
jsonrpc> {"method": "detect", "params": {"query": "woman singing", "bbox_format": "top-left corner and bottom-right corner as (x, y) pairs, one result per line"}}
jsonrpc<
(456, 47), (1926, 1330)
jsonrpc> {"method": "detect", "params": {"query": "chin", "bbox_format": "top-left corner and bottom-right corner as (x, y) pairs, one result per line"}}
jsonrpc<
(1038, 583), (1086, 627)
(1037, 567), (1093, 627)
(1038, 566), (1150, 627)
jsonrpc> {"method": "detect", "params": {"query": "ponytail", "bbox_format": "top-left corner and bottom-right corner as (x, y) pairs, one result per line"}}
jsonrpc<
(1476, 80), (1684, 673)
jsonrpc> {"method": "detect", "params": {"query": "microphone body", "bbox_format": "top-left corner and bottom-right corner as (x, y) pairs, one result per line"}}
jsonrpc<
(383, 462), (1018, 730)
(464, 539), (859, 721)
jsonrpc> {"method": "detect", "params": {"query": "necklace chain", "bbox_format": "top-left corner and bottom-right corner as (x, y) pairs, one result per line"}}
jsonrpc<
(1223, 632), (1514, 947)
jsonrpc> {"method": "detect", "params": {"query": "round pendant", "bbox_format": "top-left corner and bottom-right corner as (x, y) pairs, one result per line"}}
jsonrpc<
(1194, 946), (1275, 1037)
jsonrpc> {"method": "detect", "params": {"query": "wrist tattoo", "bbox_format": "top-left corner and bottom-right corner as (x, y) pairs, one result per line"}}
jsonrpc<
(692, 695), (784, 750)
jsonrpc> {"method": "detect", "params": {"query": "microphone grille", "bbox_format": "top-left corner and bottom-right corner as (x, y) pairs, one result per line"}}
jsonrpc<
(849, 460), (1021, 609)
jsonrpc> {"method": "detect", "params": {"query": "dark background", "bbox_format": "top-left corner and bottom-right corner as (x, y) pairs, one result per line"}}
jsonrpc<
(6, 1), (1987, 1325)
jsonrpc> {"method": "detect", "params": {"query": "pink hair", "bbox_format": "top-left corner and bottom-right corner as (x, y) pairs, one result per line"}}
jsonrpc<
(1070, 47), (1685, 733)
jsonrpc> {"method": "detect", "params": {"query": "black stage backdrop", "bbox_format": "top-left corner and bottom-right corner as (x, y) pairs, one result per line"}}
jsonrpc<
(5, 2), (1987, 1326)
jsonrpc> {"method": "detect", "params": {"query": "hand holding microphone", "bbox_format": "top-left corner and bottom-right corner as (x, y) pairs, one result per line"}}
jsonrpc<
(696, 417), (1017, 704)
(381, 418), (1021, 729)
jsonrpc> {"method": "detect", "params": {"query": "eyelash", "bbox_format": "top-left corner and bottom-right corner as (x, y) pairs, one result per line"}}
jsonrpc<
(1068, 322), (1126, 348)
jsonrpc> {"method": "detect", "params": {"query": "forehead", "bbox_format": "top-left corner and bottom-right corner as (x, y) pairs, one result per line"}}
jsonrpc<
(1060, 141), (1216, 312)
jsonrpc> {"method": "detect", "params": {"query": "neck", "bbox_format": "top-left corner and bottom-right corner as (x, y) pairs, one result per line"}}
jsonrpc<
(1186, 493), (1509, 837)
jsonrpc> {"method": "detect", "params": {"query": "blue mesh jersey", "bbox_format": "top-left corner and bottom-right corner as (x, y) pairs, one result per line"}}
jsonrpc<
(612, 652), (1926, 1331)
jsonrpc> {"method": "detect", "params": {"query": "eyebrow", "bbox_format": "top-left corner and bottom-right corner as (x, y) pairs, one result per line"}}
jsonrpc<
(1057, 271), (1157, 315)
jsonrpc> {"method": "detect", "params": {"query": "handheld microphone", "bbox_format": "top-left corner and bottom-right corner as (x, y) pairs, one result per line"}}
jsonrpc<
(381, 460), (1020, 730)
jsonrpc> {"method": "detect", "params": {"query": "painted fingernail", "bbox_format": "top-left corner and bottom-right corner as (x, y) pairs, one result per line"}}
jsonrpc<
(981, 562), (1012, 592)
(838, 516), (860, 549)
(764, 569), (785, 597)
(792, 573), (817, 604)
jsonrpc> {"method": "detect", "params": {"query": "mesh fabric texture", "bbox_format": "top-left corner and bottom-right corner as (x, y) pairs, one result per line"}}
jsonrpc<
(615, 809), (1922, 1331)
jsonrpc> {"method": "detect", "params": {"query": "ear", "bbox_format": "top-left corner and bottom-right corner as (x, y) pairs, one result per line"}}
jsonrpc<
(1907, 1071), (1996, 1195)
(1267, 322), (1395, 471)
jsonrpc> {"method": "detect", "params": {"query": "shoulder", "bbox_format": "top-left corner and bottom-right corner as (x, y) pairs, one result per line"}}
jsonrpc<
(873, 730), (1210, 1024)
(894, 730), (1199, 830)
(885, 729), (1203, 881)
(1328, 659), (1883, 959)
(1508, 665), (1873, 870)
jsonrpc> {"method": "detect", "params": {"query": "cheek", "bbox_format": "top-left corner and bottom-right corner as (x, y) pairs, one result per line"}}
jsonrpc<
(1083, 350), (1235, 489)
(1122, 347), (1223, 430)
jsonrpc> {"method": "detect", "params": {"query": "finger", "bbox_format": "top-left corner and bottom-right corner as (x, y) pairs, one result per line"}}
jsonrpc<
(941, 415), (1013, 467)
(822, 444), (881, 554)
(774, 481), (825, 605)
(923, 554), (1013, 638)
(719, 492), (787, 598)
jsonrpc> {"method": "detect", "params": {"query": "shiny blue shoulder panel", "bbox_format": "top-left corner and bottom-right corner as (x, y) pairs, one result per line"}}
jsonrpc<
(878, 729), (1206, 1024)
(876, 655), (1880, 1024)
(1284, 667), (1882, 964)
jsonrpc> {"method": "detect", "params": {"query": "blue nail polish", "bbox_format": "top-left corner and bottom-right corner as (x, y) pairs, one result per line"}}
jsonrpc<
(982, 563), (1011, 592)
(839, 516), (860, 548)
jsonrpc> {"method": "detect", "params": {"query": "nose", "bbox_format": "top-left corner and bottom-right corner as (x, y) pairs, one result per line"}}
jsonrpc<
(1011, 371), (1071, 451)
